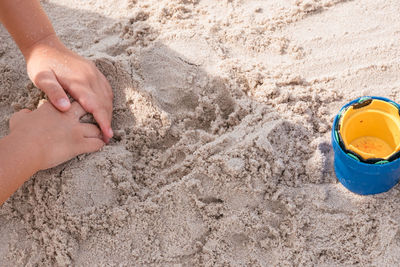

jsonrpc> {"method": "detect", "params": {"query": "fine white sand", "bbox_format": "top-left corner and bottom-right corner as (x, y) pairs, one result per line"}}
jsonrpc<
(1, 0), (400, 265)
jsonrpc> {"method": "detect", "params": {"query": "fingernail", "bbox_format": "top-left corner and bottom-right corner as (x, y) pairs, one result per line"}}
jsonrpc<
(108, 128), (114, 137)
(58, 98), (70, 109)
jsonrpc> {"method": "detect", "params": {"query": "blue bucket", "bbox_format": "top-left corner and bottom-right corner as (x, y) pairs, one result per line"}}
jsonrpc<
(331, 96), (400, 195)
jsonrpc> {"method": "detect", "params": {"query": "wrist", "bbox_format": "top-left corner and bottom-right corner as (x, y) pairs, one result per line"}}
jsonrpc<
(21, 33), (65, 60)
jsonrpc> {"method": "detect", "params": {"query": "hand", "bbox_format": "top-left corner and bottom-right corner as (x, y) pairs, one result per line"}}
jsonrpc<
(9, 101), (104, 170)
(23, 34), (113, 143)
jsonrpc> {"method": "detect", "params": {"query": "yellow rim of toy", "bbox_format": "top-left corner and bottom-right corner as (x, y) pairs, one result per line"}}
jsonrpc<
(339, 99), (400, 161)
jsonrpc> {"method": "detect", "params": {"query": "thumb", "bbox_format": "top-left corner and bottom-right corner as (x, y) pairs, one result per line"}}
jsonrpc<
(33, 70), (71, 112)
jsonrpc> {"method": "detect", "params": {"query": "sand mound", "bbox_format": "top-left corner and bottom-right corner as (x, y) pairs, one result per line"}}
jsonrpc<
(1, 0), (400, 265)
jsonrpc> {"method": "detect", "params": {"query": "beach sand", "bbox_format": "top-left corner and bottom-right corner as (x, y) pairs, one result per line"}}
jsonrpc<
(1, 0), (400, 265)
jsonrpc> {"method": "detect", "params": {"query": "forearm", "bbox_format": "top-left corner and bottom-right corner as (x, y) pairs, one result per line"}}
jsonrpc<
(0, 0), (57, 57)
(0, 133), (42, 205)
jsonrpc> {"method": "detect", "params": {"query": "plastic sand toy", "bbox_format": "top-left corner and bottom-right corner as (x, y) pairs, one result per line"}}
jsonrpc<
(350, 136), (392, 159)
(332, 96), (400, 195)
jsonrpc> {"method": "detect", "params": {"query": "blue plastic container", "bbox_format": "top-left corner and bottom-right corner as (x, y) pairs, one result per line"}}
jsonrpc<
(331, 96), (400, 195)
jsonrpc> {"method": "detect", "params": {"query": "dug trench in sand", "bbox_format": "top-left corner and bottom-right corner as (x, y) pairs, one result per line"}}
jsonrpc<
(1, 0), (400, 265)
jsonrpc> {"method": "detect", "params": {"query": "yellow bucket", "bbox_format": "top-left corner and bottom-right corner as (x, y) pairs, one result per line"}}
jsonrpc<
(339, 98), (400, 161)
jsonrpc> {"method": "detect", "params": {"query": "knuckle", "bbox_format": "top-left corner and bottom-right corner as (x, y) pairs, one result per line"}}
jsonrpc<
(31, 72), (48, 87)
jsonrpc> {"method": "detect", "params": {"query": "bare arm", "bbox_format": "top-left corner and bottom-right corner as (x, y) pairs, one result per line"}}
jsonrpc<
(0, 131), (42, 204)
(0, 0), (55, 54)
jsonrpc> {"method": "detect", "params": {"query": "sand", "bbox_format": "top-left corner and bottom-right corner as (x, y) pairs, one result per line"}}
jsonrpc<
(1, 0), (400, 265)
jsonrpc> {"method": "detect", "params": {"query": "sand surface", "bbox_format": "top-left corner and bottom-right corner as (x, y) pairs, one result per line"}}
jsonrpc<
(1, 0), (400, 265)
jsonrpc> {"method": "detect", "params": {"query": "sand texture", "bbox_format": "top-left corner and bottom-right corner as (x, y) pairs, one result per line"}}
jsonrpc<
(1, 0), (400, 265)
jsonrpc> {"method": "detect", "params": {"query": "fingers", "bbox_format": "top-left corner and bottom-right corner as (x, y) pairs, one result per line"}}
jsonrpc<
(93, 72), (114, 142)
(33, 70), (71, 112)
(93, 109), (113, 143)
(69, 101), (87, 119)
(58, 65), (113, 142)
(80, 123), (102, 138)
(75, 123), (104, 155)
(77, 137), (105, 155)
(70, 88), (113, 143)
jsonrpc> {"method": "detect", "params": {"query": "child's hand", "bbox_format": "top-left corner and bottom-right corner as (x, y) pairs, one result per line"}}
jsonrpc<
(23, 34), (113, 143)
(9, 101), (104, 171)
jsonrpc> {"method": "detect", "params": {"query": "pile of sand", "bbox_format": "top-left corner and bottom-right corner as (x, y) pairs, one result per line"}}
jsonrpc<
(1, 0), (400, 265)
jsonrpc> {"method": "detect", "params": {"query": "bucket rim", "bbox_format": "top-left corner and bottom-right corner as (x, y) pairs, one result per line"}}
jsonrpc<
(332, 96), (400, 165)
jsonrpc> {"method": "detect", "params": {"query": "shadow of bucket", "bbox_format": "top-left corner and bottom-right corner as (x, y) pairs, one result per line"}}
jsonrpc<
(332, 96), (400, 195)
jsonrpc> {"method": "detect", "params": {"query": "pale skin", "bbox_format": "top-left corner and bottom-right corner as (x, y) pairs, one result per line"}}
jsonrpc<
(0, 102), (105, 205)
(0, 0), (113, 142)
(0, 0), (113, 204)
